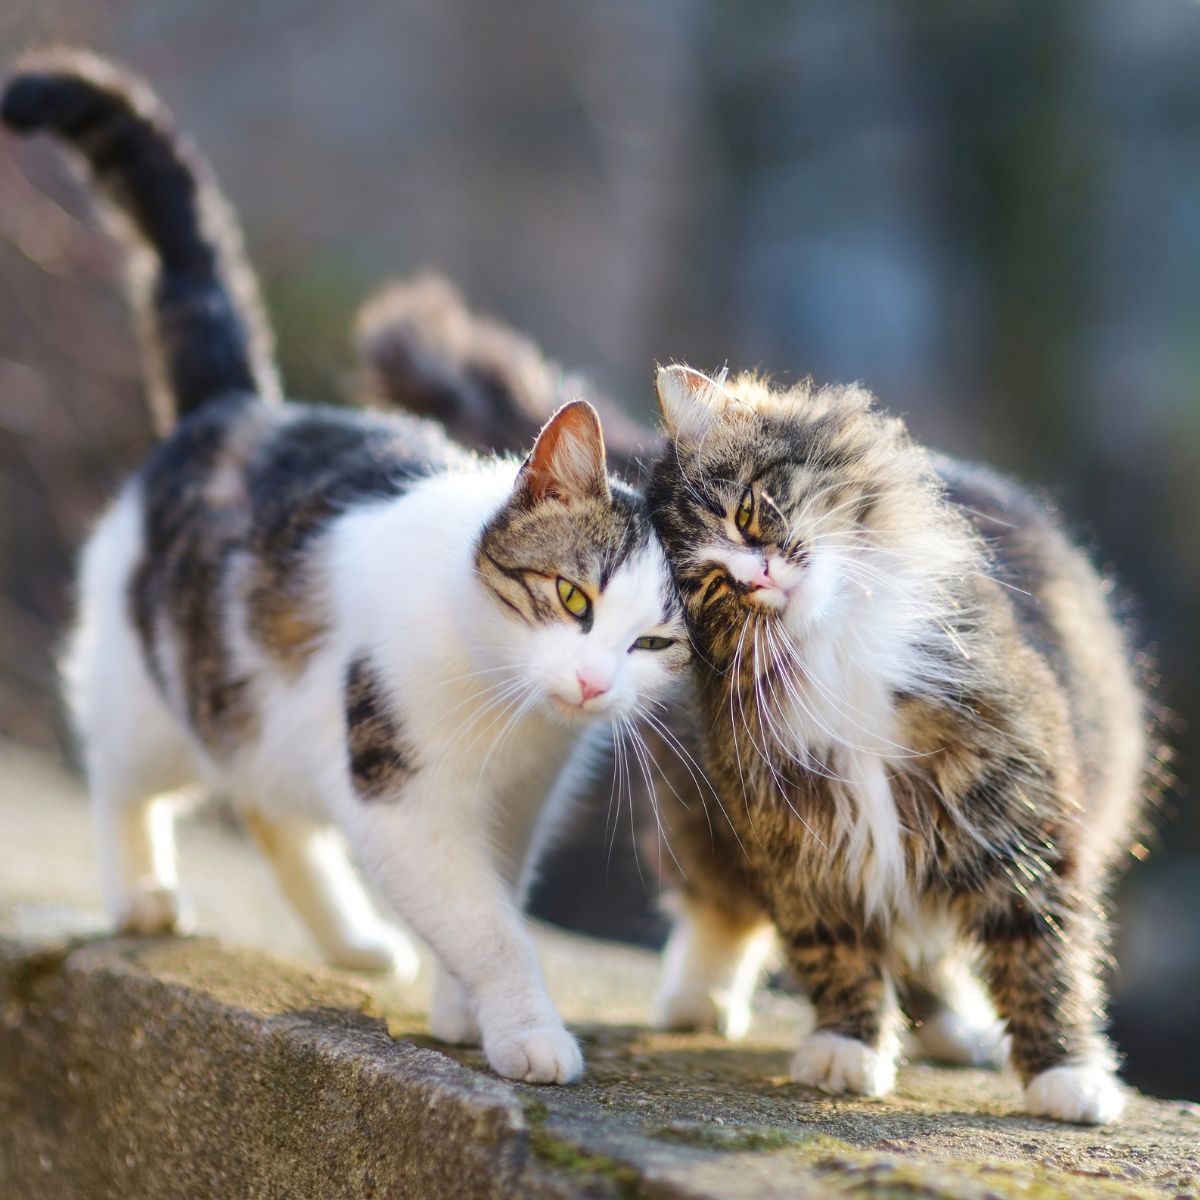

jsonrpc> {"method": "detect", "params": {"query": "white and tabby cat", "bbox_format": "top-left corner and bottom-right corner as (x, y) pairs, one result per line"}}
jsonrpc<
(3, 51), (689, 1085)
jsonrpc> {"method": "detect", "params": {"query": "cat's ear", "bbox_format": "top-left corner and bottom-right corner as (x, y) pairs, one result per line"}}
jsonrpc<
(515, 399), (610, 505)
(655, 364), (727, 442)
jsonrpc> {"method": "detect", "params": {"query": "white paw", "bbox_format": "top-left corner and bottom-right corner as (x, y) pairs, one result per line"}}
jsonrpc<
(486, 1026), (584, 1085)
(430, 997), (481, 1046)
(115, 882), (181, 936)
(911, 1008), (1009, 1069)
(327, 928), (420, 982)
(1025, 1062), (1126, 1125)
(790, 1030), (896, 1097)
(652, 984), (752, 1041)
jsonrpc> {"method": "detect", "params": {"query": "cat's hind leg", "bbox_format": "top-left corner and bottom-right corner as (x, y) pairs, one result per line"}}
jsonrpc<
(242, 810), (420, 980)
(898, 940), (1009, 1068)
(94, 786), (185, 935)
(653, 892), (774, 1041)
(429, 966), (480, 1045)
(65, 500), (195, 934)
(80, 679), (194, 935)
(650, 755), (774, 1041)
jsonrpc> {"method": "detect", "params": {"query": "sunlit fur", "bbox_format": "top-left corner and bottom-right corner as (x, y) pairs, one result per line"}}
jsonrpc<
(8, 51), (691, 1088)
(646, 364), (1155, 1124)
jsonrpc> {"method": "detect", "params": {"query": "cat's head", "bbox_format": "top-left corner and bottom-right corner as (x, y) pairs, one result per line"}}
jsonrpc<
(645, 365), (977, 668)
(475, 400), (689, 721)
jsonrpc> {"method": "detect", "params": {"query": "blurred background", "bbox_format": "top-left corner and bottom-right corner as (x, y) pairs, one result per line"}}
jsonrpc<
(0, 0), (1197, 1099)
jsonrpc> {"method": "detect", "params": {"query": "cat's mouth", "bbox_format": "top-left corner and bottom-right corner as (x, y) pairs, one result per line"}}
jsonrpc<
(743, 584), (789, 611)
(548, 693), (606, 720)
(724, 554), (796, 613)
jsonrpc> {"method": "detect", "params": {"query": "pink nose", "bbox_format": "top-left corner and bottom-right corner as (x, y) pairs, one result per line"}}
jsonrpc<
(748, 560), (774, 590)
(577, 673), (609, 703)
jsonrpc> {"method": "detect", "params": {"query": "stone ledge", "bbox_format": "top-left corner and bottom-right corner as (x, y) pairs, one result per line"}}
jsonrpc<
(3, 742), (1200, 1198)
(3, 930), (1200, 1199)
(1, 934), (550, 1199)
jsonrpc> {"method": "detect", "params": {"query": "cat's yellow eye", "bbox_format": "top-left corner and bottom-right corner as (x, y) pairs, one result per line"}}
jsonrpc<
(557, 577), (590, 620)
(631, 636), (674, 652)
(735, 487), (754, 531)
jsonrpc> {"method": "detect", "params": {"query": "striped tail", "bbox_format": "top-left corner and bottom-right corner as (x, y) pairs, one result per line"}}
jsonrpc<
(2, 49), (279, 429)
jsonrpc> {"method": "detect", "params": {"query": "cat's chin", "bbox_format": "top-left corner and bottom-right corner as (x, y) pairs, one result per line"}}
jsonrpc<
(744, 586), (789, 612)
(547, 695), (602, 723)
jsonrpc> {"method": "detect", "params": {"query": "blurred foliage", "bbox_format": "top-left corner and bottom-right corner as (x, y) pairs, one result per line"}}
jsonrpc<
(1, 0), (1198, 1098)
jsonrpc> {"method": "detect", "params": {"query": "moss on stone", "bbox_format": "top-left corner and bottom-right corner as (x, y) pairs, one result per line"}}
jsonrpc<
(650, 1122), (836, 1153)
(527, 1128), (646, 1198)
(801, 1143), (1172, 1200)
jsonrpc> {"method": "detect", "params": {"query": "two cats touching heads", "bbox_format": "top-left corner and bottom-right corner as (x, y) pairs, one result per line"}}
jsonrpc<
(2, 50), (1158, 1124)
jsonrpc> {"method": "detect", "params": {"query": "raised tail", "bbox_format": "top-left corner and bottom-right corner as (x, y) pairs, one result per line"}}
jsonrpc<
(354, 274), (652, 474)
(1, 49), (279, 429)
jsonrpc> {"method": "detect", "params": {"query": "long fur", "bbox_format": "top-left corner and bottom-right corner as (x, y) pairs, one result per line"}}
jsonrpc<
(354, 273), (653, 475)
(645, 365), (1154, 1124)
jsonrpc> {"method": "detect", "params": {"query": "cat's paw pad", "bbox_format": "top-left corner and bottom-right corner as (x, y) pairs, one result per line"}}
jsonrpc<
(790, 1031), (896, 1097)
(653, 985), (751, 1041)
(486, 1027), (583, 1085)
(911, 1008), (1009, 1069)
(430, 997), (481, 1046)
(115, 883), (181, 936)
(1025, 1062), (1125, 1125)
(328, 929), (420, 982)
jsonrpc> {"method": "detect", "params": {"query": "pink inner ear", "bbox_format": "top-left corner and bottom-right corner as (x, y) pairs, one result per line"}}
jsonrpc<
(523, 401), (608, 503)
(656, 364), (726, 441)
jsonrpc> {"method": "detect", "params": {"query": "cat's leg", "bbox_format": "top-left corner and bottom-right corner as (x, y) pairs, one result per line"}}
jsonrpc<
(781, 916), (901, 1097)
(429, 967), (480, 1045)
(94, 783), (184, 935)
(968, 888), (1124, 1124)
(242, 810), (419, 980)
(423, 750), (581, 1051)
(344, 799), (581, 1084)
(647, 732), (773, 1041)
(71, 603), (195, 935)
(898, 949), (1008, 1068)
(653, 890), (774, 1041)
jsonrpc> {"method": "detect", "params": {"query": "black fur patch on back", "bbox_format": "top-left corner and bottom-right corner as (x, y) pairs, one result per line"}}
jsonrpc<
(344, 655), (415, 800)
(242, 407), (450, 669)
(129, 394), (259, 751)
(129, 397), (462, 752)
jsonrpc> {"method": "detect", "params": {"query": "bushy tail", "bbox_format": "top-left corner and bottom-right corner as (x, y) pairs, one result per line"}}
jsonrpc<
(2, 49), (279, 429)
(354, 274), (651, 474)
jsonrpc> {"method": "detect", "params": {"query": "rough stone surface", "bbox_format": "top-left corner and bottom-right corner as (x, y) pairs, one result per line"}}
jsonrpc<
(2, 740), (1199, 1199)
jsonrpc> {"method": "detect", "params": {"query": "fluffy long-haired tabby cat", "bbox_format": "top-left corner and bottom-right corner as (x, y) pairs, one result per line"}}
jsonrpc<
(643, 364), (1155, 1123)
(1, 51), (690, 1085)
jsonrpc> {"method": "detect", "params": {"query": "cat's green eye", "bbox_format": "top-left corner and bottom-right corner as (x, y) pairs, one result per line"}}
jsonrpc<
(631, 635), (674, 652)
(557, 577), (590, 620)
(735, 487), (754, 531)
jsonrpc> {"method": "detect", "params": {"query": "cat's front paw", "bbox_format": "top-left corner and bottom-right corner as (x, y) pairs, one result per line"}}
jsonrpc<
(1025, 1062), (1125, 1125)
(115, 882), (181, 936)
(652, 984), (751, 1041)
(486, 1026), (583, 1085)
(790, 1030), (896, 1097)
